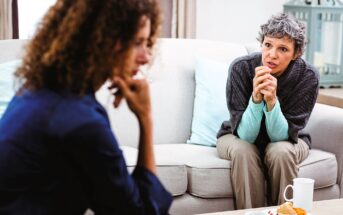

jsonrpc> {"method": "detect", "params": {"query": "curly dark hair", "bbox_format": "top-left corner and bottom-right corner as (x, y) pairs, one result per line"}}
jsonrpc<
(15, 0), (161, 94)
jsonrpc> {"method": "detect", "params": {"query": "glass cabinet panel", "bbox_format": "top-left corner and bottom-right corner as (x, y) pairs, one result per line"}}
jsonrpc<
(284, 2), (343, 87)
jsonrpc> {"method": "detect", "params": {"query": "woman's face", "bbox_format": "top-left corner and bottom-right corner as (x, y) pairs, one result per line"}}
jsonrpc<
(261, 36), (299, 77)
(125, 17), (151, 78)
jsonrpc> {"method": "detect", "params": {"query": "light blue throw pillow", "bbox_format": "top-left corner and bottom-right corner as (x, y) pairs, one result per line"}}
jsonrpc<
(0, 60), (21, 119)
(187, 57), (230, 147)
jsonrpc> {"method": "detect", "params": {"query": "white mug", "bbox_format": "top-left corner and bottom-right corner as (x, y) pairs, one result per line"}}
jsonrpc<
(283, 178), (315, 212)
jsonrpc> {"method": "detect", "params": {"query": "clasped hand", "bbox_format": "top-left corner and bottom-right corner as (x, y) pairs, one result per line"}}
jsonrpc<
(252, 66), (277, 111)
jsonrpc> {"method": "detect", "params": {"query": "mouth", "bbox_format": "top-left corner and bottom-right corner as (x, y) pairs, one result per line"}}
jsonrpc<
(131, 69), (147, 79)
(132, 69), (139, 76)
(266, 61), (277, 69)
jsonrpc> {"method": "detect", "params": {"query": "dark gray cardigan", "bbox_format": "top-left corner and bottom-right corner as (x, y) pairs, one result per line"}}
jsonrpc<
(217, 52), (319, 153)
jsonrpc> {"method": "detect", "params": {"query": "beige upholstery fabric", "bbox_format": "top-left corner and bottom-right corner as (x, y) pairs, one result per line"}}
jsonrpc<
(0, 39), (27, 63)
(304, 103), (343, 198)
(154, 144), (232, 198)
(121, 146), (187, 196)
(171, 193), (234, 215)
(299, 149), (337, 189)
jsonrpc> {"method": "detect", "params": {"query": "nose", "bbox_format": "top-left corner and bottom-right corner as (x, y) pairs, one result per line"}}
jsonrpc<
(137, 45), (151, 65)
(269, 47), (277, 59)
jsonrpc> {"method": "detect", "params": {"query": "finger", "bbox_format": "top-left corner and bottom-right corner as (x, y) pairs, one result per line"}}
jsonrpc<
(255, 81), (270, 92)
(255, 66), (272, 76)
(113, 91), (123, 108)
(260, 89), (271, 96)
(114, 77), (133, 99)
(267, 75), (277, 84)
(265, 85), (276, 93)
(255, 66), (270, 72)
(263, 79), (277, 89)
(254, 73), (271, 86)
(108, 82), (117, 90)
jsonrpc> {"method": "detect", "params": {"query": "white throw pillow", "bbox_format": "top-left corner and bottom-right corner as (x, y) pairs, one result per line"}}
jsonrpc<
(187, 57), (230, 147)
(0, 60), (21, 119)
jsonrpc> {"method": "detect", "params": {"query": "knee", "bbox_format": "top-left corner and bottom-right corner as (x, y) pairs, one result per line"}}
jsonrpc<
(217, 134), (259, 161)
(265, 141), (296, 165)
(230, 140), (260, 162)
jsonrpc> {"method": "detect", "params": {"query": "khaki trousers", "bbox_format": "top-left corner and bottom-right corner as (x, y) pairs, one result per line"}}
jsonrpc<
(217, 134), (309, 209)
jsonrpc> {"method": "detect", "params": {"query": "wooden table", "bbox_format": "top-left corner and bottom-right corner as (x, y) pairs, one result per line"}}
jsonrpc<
(317, 88), (343, 108)
(197, 199), (343, 215)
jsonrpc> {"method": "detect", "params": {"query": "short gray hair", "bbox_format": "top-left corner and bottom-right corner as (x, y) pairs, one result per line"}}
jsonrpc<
(257, 13), (307, 56)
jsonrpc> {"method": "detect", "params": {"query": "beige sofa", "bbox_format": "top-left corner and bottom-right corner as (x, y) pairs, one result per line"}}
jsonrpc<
(1, 39), (342, 215)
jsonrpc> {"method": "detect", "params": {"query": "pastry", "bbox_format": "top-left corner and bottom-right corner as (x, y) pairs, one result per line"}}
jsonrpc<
(277, 202), (297, 215)
(293, 207), (306, 215)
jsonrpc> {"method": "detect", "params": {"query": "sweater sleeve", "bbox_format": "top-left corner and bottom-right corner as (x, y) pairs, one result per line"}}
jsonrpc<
(278, 61), (319, 144)
(225, 59), (255, 136)
(237, 96), (264, 143)
(263, 99), (289, 142)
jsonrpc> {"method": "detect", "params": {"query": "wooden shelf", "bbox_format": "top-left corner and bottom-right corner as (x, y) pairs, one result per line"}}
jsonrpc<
(317, 88), (343, 108)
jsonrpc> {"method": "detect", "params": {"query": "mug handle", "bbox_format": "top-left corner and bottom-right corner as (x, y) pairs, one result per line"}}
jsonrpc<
(283, 184), (293, 202)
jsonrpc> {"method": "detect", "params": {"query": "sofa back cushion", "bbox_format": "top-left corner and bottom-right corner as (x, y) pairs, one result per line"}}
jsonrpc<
(97, 39), (247, 147)
(0, 40), (27, 63)
(186, 57), (230, 147)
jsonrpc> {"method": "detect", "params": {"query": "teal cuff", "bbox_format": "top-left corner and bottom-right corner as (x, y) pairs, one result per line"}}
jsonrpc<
(249, 96), (265, 112)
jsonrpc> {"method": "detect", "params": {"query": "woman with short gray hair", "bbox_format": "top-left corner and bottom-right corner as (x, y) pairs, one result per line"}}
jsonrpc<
(217, 13), (319, 209)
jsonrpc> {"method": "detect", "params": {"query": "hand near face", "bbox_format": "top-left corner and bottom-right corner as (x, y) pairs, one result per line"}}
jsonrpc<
(110, 76), (151, 119)
(253, 66), (277, 111)
(253, 66), (272, 103)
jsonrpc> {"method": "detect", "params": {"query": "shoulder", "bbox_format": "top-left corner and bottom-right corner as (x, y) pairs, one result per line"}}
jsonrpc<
(228, 53), (261, 81)
(230, 52), (261, 74)
(49, 92), (109, 137)
(231, 52), (261, 68)
(294, 58), (319, 82)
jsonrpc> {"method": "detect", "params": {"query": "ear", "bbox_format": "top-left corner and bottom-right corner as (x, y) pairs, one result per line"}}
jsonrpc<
(292, 51), (301, 60)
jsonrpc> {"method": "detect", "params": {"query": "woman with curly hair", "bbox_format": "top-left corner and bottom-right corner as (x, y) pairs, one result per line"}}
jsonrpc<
(217, 13), (319, 209)
(0, 0), (172, 214)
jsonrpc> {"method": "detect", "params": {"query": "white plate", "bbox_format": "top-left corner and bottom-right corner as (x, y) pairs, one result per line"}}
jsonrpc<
(244, 208), (311, 215)
(244, 209), (276, 215)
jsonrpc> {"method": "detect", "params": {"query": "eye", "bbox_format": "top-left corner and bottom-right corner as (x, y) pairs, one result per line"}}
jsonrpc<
(134, 40), (143, 47)
(280, 47), (288, 52)
(264, 42), (271, 48)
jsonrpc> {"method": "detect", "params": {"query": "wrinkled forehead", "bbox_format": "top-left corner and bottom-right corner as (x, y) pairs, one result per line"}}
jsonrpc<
(264, 34), (295, 45)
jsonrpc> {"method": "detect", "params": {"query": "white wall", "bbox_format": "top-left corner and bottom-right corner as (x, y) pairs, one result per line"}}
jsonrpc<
(18, 0), (288, 43)
(18, 0), (56, 39)
(196, 0), (288, 44)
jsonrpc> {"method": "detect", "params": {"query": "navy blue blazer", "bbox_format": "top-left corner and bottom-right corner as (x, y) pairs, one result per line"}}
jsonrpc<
(0, 89), (172, 215)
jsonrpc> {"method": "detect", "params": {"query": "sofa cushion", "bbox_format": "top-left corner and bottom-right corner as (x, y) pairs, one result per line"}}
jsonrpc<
(187, 57), (230, 147)
(298, 149), (337, 189)
(153, 144), (337, 199)
(154, 144), (233, 198)
(121, 146), (188, 197)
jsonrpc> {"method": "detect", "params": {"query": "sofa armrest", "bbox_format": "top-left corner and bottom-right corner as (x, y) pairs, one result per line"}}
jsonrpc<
(304, 103), (343, 197)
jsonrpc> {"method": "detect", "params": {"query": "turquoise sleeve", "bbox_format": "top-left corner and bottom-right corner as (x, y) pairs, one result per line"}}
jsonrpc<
(237, 96), (264, 143)
(264, 99), (289, 142)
